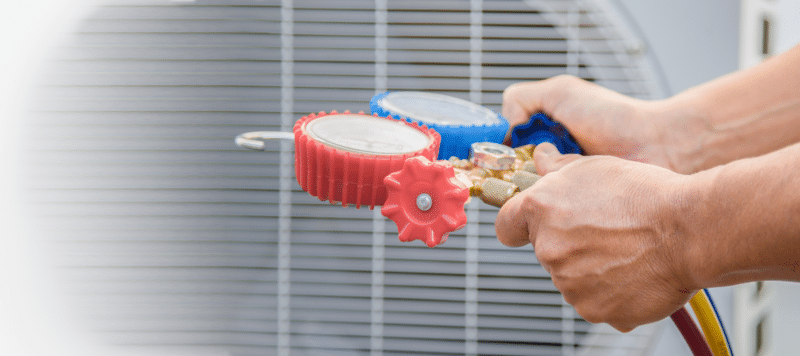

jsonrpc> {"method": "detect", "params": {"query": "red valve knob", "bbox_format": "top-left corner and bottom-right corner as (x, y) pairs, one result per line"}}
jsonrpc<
(381, 156), (470, 247)
(293, 111), (440, 209)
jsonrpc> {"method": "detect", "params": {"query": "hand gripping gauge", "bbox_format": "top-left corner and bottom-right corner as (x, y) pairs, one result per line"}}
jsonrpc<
(240, 110), (730, 356)
(371, 91), (509, 160)
(378, 139), (725, 356)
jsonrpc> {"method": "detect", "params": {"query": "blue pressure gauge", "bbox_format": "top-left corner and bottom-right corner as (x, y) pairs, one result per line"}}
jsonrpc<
(371, 91), (509, 160)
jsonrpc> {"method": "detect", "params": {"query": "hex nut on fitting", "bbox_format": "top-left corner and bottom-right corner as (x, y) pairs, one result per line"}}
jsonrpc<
(470, 142), (517, 171)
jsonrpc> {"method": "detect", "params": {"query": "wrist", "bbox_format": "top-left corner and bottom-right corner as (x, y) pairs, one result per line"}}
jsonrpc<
(665, 168), (719, 291)
(649, 96), (713, 174)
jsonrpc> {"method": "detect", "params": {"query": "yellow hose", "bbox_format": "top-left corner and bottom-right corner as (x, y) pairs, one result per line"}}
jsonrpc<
(689, 291), (732, 356)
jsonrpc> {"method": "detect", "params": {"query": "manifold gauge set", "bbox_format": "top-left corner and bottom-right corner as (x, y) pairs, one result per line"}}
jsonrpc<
(235, 91), (578, 247)
(235, 91), (732, 356)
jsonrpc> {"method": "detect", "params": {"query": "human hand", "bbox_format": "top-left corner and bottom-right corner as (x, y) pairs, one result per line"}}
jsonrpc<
(502, 75), (706, 173)
(494, 142), (698, 332)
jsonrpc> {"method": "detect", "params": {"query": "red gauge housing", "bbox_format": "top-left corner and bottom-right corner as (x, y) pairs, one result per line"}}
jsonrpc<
(293, 111), (440, 209)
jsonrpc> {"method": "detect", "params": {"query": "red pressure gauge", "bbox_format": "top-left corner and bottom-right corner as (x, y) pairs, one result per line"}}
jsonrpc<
(238, 110), (475, 247)
(293, 111), (441, 209)
(237, 110), (470, 246)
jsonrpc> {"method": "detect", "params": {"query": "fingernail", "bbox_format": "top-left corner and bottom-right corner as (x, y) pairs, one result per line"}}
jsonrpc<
(537, 143), (557, 156)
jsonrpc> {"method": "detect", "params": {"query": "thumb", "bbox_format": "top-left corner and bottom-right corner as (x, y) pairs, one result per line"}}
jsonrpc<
(533, 142), (582, 175)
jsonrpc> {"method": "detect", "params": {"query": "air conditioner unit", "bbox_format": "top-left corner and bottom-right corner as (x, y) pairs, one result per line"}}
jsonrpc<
(6, 0), (771, 355)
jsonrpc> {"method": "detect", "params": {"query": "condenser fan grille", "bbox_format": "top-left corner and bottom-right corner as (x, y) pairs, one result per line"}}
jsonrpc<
(25, 0), (659, 355)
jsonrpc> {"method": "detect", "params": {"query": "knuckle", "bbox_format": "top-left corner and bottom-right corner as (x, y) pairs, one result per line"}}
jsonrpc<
(576, 304), (638, 332)
(535, 246), (573, 279)
(521, 186), (548, 209)
(550, 74), (580, 87)
(614, 324), (635, 333)
(607, 317), (636, 333)
(535, 244), (566, 266)
(574, 305), (604, 324)
(548, 74), (585, 99)
(502, 82), (526, 100)
(556, 285), (575, 304)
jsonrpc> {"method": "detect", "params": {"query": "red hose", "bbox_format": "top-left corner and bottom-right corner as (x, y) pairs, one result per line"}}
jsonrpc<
(671, 306), (714, 356)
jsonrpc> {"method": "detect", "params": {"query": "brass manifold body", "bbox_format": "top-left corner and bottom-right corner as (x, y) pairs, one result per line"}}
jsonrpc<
(447, 143), (541, 208)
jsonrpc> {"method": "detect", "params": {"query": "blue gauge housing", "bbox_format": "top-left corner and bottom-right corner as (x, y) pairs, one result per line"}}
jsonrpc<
(510, 113), (583, 154)
(370, 91), (509, 160)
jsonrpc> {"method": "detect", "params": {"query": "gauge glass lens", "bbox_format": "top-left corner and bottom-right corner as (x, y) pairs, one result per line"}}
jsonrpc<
(379, 91), (500, 126)
(306, 114), (432, 155)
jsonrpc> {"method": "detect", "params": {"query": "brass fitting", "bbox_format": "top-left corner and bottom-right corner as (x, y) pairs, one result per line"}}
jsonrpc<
(514, 144), (535, 161)
(449, 156), (473, 170)
(510, 170), (541, 192)
(443, 142), (544, 208)
(521, 161), (538, 174)
(479, 178), (519, 208)
(453, 172), (475, 204)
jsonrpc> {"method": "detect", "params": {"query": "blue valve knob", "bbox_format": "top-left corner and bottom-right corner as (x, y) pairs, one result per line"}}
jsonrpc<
(510, 113), (583, 154)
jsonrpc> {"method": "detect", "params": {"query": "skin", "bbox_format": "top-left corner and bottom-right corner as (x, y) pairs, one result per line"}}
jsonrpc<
(495, 43), (800, 332)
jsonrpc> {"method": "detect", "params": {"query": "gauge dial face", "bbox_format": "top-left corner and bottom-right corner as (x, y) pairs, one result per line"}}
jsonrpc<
(305, 114), (432, 155)
(378, 91), (501, 126)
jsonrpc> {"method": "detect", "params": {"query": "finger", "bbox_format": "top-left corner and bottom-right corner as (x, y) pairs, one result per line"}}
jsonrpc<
(533, 142), (583, 175)
(494, 191), (535, 247)
(502, 76), (600, 149)
(502, 82), (547, 143)
(502, 75), (581, 129)
(502, 82), (546, 128)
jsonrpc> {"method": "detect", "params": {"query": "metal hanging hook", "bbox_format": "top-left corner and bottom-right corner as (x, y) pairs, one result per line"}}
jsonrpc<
(235, 131), (294, 151)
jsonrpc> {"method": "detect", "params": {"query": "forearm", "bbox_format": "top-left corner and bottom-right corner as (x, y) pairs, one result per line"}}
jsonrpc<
(680, 142), (800, 288)
(659, 44), (800, 173)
